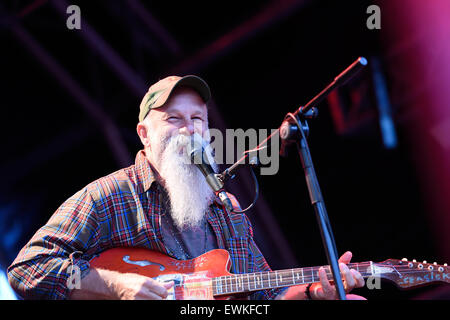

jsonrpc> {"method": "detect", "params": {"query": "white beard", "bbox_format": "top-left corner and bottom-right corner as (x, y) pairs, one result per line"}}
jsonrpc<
(158, 133), (217, 230)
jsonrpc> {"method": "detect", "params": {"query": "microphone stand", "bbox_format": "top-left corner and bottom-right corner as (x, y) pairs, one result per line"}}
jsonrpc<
(219, 57), (367, 300)
(282, 57), (367, 300)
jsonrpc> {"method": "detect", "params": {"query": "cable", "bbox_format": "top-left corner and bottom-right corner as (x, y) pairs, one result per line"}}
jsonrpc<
(231, 165), (260, 214)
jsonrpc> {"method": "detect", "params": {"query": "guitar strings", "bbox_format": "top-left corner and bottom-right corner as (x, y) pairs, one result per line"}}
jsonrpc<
(210, 265), (448, 280)
(210, 268), (449, 283)
(171, 262), (449, 295)
(211, 263), (448, 279)
(209, 271), (450, 295)
(208, 267), (449, 294)
(175, 268), (449, 296)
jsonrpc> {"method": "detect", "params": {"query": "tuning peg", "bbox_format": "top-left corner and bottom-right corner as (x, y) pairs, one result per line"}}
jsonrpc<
(401, 258), (408, 262)
(433, 262), (437, 265)
(423, 260), (427, 264)
(444, 263), (448, 266)
(412, 259), (417, 263)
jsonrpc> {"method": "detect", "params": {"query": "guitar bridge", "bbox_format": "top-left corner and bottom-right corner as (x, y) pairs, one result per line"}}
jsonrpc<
(153, 274), (184, 300)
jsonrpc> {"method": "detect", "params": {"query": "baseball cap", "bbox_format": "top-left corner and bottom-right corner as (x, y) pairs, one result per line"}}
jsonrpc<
(138, 75), (211, 122)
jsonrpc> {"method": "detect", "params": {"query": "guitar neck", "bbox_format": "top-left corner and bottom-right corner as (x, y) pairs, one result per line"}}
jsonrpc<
(212, 262), (376, 296)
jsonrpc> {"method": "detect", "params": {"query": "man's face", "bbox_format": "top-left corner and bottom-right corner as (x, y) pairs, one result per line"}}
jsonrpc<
(138, 87), (209, 167)
(149, 86), (208, 138)
(137, 86), (214, 229)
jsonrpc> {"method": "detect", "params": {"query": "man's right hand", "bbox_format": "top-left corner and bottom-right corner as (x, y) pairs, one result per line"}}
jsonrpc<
(69, 268), (174, 300)
(112, 272), (174, 300)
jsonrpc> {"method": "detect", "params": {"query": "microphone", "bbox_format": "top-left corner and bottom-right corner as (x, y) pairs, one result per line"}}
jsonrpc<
(186, 136), (234, 213)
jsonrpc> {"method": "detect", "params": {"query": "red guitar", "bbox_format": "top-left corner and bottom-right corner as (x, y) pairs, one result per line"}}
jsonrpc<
(89, 247), (450, 300)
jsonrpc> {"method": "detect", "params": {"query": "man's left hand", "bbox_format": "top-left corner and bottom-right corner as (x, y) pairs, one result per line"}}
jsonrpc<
(278, 251), (366, 300)
(309, 251), (366, 300)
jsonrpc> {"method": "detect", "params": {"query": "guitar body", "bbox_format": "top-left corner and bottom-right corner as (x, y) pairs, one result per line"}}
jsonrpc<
(89, 247), (235, 300)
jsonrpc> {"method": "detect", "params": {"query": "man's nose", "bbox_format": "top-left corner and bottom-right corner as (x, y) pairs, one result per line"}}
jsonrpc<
(179, 120), (195, 136)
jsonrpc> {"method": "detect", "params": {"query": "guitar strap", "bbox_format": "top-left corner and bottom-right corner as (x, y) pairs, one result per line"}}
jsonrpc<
(213, 192), (246, 239)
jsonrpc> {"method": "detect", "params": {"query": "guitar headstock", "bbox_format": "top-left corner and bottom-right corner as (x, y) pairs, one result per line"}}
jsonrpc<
(373, 258), (450, 289)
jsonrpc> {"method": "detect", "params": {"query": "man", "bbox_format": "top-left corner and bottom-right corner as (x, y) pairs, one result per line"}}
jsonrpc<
(8, 75), (365, 300)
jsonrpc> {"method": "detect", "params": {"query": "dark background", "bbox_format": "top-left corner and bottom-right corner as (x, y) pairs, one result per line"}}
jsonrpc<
(1, 0), (449, 300)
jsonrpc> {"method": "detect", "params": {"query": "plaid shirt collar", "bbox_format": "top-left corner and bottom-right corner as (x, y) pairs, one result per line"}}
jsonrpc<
(134, 150), (158, 193)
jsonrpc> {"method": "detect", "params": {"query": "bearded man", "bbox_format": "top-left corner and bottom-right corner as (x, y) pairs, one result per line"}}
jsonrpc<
(7, 75), (365, 300)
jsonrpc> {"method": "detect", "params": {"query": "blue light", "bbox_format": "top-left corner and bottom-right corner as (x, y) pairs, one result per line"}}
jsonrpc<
(0, 270), (17, 300)
(359, 57), (368, 66)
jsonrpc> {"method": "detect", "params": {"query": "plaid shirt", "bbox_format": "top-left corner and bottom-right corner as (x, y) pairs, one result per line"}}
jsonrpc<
(8, 150), (287, 300)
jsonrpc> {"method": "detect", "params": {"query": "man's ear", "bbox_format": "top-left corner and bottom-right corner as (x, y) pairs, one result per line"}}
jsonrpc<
(136, 122), (150, 148)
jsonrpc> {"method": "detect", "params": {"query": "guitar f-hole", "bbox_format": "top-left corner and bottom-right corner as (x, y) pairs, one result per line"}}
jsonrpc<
(122, 255), (166, 271)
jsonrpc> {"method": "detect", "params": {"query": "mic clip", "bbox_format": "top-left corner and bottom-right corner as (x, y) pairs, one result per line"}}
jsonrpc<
(218, 154), (260, 184)
(280, 111), (312, 157)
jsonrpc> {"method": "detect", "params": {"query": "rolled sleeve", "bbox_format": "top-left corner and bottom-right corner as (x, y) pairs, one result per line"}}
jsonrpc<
(7, 188), (99, 299)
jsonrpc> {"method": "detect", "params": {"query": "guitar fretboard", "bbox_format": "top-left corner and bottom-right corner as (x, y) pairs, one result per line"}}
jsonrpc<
(212, 262), (375, 296)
